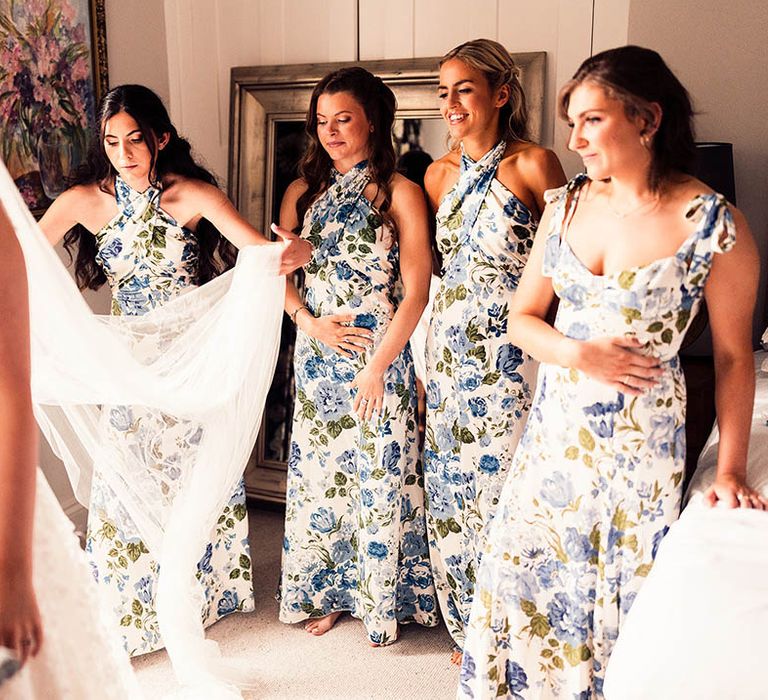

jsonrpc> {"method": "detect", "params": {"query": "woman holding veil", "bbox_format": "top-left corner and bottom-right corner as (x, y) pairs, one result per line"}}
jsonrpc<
(31, 84), (306, 695)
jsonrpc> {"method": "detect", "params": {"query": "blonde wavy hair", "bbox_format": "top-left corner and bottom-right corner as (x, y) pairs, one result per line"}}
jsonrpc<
(440, 38), (530, 148)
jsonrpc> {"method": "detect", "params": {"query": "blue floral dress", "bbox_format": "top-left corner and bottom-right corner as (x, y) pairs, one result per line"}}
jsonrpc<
(424, 140), (538, 648)
(278, 162), (439, 644)
(85, 176), (254, 656)
(459, 174), (736, 699)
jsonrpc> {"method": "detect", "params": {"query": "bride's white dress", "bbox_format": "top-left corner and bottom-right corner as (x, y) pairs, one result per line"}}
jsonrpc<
(3, 471), (140, 700)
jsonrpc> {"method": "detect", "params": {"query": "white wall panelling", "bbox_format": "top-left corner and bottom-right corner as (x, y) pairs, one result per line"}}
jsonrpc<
(592, 0), (630, 55)
(164, 0), (358, 182)
(412, 0), (498, 57)
(105, 0), (171, 105)
(359, 0), (414, 60)
(497, 0), (593, 174)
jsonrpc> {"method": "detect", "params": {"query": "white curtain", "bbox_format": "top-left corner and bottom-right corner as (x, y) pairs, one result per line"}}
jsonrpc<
(0, 160), (285, 698)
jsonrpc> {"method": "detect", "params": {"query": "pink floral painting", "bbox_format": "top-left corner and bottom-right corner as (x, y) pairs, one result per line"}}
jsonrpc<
(0, 0), (106, 212)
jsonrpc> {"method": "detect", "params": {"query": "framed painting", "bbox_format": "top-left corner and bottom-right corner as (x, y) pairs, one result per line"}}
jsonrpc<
(0, 0), (109, 215)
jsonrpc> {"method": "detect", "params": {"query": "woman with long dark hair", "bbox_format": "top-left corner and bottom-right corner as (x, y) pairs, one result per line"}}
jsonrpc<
(422, 39), (565, 659)
(277, 67), (438, 645)
(38, 84), (310, 656)
(459, 45), (763, 698)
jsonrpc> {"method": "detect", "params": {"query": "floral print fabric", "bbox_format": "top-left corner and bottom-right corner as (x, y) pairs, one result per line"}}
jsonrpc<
(279, 162), (438, 644)
(459, 174), (736, 698)
(424, 140), (538, 648)
(86, 176), (254, 656)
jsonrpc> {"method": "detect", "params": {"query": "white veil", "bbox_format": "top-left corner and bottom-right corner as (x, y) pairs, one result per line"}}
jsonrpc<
(1, 160), (285, 697)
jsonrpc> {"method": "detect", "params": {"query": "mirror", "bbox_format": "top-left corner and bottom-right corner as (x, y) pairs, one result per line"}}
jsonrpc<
(228, 55), (546, 502)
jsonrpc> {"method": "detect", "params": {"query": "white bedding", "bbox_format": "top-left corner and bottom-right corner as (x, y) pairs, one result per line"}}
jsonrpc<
(685, 350), (768, 499)
(604, 351), (768, 700)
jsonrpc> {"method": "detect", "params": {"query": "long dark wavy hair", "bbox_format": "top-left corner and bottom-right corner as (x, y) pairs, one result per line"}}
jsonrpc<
(295, 67), (397, 231)
(558, 45), (696, 191)
(64, 84), (237, 290)
(440, 38), (530, 149)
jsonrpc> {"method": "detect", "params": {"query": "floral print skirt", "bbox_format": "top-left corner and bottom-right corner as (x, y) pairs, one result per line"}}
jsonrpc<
(278, 335), (439, 644)
(458, 367), (683, 698)
(85, 407), (254, 657)
(424, 330), (536, 649)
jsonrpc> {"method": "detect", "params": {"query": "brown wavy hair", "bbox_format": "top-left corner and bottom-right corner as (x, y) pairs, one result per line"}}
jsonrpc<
(440, 38), (530, 148)
(63, 84), (236, 290)
(295, 67), (397, 232)
(558, 45), (696, 191)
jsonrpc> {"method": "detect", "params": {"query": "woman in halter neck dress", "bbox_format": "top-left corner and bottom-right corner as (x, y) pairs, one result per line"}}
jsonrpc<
(277, 67), (438, 644)
(38, 84), (310, 656)
(422, 39), (566, 659)
(459, 45), (764, 699)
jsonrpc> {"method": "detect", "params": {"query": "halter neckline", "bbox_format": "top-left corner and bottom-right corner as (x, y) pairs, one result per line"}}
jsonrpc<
(114, 174), (161, 207)
(330, 159), (369, 182)
(459, 140), (506, 172)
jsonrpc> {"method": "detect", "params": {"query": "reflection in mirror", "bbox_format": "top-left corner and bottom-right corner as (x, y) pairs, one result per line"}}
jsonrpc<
(261, 120), (306, 465)
(271, 120), (307, 221)
(394, 117), (445, 189)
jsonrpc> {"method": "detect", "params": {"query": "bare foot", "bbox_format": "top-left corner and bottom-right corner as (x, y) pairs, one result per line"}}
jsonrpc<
(305, 612), (342, 635)
(450, 649), (463, 666)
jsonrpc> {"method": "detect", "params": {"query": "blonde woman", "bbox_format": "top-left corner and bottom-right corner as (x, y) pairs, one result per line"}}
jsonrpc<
(422, 39), (565, 658)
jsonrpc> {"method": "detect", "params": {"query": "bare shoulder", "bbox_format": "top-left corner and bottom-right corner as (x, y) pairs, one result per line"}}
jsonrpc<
(424, 152), (459, 209)
(499, 143), (564, 184)
(283, 177), (308, 205)
(390, 171), (422, 198)
(389, 172), (427, 212)
(666, 176), (755, 253)
(56, 182), (105, 207)
(40, 181), (110, 236)
(671, 175), (715, 199)
(725, 202), (754, 245)
(163, 174), (224, 203)
(424, 152), (459, 185)
(667, 175), (719, 218)
(277, 177), (308, 230)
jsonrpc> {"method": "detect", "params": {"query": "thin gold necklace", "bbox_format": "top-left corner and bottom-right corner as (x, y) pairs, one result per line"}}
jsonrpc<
(607, 193), (660, 219)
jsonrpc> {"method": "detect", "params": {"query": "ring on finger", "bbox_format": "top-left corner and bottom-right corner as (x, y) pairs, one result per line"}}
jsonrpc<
(623, 374), (631, 386)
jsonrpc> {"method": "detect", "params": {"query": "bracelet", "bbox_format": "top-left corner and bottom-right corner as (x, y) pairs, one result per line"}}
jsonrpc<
(289, 305), (310, 324)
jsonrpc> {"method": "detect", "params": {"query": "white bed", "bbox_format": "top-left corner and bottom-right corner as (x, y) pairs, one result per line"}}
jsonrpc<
(604, 351), (768, 700)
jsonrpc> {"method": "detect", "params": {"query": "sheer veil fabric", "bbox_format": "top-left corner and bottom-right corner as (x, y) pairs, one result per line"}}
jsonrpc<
(0, 160), (286, 697)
